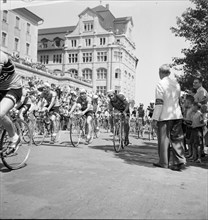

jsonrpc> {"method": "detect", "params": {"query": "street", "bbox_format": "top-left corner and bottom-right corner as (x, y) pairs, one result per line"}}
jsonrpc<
(0, 130), (208, 219)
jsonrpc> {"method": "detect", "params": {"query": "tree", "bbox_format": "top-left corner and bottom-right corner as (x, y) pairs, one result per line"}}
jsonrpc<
(171, 0), (208, 91)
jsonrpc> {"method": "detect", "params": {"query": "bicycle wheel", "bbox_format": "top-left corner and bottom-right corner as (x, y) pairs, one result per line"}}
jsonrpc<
(1, 119), (32, 170)
(32, 119), (47, 146)
(70, 119), (82, 147)
(113, 122), (123, 152)
(92, 119), (100, 139)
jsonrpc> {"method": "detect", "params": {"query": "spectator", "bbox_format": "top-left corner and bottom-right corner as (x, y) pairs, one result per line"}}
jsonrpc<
(182, 94), (195, 157)
(152, 64), (186, 171)
(189, 102), (206, 163)
(193, 75), (208, 156)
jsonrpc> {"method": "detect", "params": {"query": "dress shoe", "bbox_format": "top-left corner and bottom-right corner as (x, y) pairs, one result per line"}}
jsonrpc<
(153, 163), (168, 169)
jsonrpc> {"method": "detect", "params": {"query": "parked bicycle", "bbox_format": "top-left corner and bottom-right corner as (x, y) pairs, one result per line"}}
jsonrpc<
(0, 109), (32, 170)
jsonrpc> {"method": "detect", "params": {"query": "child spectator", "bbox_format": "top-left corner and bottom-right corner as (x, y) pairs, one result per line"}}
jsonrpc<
(189, 102), (206, 163)
(182, 94), (195, 157)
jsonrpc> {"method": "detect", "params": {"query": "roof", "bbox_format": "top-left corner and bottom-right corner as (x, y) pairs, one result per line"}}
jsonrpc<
(92, 5), (115, 31)
(38, 26), (76, 35)
(13, 8), (43, 24)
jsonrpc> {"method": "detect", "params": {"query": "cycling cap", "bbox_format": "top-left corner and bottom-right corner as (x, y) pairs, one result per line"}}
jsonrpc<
(150, 100), (154, 103)
(93, 94), (98, 99)
(43, 82), (50, 88)
(80, 88), (86, 94)
(70, 90), (77, 96)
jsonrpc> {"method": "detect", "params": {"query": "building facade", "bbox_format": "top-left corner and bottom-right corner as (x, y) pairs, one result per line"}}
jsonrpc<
(38, 4), (138, 100)
(0, 8), (43, 62)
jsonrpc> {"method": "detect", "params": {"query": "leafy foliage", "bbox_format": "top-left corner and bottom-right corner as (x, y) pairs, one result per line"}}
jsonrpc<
(171, 0), (208, 91)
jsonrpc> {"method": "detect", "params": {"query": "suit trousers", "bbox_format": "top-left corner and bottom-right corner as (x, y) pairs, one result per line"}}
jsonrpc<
(157, 119), (186, 167)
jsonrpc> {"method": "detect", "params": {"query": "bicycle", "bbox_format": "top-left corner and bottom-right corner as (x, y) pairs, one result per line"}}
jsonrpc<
(32, 110), (60, 145)
(112, 112), (126, 153)
(0, 109), (32, 170)
(70, 112), (99, 147)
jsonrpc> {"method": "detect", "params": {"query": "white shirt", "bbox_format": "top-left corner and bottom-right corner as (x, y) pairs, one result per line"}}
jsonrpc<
(152, 76), (183, 121)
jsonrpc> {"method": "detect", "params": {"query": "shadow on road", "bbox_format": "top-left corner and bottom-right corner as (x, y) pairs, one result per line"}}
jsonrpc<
(89, 133), (208, 170)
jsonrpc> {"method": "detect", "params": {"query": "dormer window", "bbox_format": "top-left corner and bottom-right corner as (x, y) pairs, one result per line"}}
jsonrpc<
(84, 21), (93, 32)
(54, 37), (61, 47)
(41, 38), (48, 48)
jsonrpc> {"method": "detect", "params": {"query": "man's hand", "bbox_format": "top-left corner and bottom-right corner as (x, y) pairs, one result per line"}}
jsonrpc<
(152, 119), (158, 130)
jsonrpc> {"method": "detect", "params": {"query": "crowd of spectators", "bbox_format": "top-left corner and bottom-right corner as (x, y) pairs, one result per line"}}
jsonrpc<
(11, 53), (92, 84)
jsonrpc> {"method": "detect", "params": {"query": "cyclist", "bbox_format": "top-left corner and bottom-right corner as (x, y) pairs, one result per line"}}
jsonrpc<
(68, 88), (94, 144)
(147, 101), (155, 118)
(37, 82), (60, 140)
(137, 103), (145, 125)
(107, 89), (130, 146)
(0, 50), (22, 152)
(92, 94), (100, 131)
(15, 85), (32, 120)
(146, 100), (156, 139)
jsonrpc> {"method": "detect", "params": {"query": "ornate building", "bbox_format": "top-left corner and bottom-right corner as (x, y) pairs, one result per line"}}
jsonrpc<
(38, 4), (138, 100)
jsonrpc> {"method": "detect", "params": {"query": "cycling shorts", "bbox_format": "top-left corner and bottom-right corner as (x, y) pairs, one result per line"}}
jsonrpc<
(85, 110), (93, 117)
(0, 88), (22, 105)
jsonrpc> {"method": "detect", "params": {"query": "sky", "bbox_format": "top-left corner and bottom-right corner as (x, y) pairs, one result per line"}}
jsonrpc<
(25, 0), (194, 108)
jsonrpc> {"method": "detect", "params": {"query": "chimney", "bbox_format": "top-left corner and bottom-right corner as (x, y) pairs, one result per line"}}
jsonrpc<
(106, 4), (109, 10)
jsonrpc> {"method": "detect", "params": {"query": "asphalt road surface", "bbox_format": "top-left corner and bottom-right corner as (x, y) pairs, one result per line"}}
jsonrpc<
(0, 129), (208, 219)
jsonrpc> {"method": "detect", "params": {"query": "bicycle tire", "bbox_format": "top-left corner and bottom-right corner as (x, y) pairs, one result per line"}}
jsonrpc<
(113, 122), (123, 152)
(70, 119), (82, 147)
(32, 119), (47, 146)
(1, 119), (32, 170)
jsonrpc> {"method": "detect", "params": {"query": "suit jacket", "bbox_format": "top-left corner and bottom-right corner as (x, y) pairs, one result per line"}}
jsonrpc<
(152, 76), (183, 121)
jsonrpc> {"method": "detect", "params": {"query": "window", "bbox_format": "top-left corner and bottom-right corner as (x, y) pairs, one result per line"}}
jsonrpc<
(97, 68), (107, 80)
(96, 86), (106, 95)
(69, 69), (78, 78)
(84, 21), (93, 32)
(15, 16), (20, 29)
(40, 55), (49, 64)
(2, 32), (7, 47)
(2, 10), (8, 22)
(68, 53), (78, 63)
(54, 38), (61, 47)
(14, 38), (19, 51)
(97, 52), (107, 62)
(114, 51), (122, 61)
(115, 69), (121, 79)
(83, 52), (92, 63)
(53, 54), (62, 63)
(71, 39), (77, 47)
(26, 43), (30, 55)
(100, 37), (106, 45)
(26, 23), (30, 34)
(82, 69), (92, 80)
(43, 42), (48, 48)
(85, 38), (91, 47)
(115, 86), (121, 94)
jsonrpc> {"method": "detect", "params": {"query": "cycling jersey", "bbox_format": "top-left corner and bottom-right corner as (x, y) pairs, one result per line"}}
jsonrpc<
(137, 107), (145, 118)
(76, 96), (93, 111)
(40, 90), (60, 108)
(109, 94), (129, 113)
(0, 51), (22, 90)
